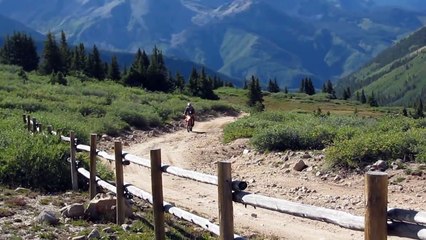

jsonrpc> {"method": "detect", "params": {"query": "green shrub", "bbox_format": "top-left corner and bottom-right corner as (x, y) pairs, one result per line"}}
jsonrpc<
(0, 119), (70, 191)
(325, 131), (416, 168)
(225, 111), (426, 169)
(251, 124), (334, 151)
(79, 104), (106, 117)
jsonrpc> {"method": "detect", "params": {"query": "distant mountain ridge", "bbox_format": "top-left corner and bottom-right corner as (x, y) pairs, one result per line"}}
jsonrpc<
(0, 14), (43, 40)
(0, 0), (425, 88)
(336, 26), (426, 106)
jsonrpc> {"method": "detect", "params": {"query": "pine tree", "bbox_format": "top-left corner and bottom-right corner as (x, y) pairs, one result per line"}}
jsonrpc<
(122, 49), (145, 87)
(59, 30), (70, 74)
(212, 75), (224, 89)
(346, 87), (351, 98)
(299, 78), (306, 93)
(360, 89), (367, 104)
(70, 43), (86, 73)
(175, 72), (185, 93)
(146, 46), (169, 91)
(198, 67), (219, 100)
(343, 89), (350, 100)
(416, 98), (424, 118)
(0, 32), (39, 71)
(141, 50), (150, 69)
(49, 71), (67, 85)
(40, 32), (63, 74)
(368, 92), (378, 107)
(187, 67), (199, 96)
(267, 78), (280, 93)
(305, 78), (315, 95)
(107, 55), (121, 81)
(86, 45), (105, 80)
(224, 81), (234, 88)
(402, 107), (408, 117)
(326, 80), (333, 94)
(247, 75), (264, 111)
(18, 69), (28, 84)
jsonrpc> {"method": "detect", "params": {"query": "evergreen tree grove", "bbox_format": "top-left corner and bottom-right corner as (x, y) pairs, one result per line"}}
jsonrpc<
(299, 77), (315, 95)
(267, 78), (280, 93)
(0, 32), (39, 71)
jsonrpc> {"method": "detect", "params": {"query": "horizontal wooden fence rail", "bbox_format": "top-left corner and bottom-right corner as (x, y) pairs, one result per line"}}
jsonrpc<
(388, 208), (426, 226)
(77, 168), (245, 240)
(75, 143), (247, 189)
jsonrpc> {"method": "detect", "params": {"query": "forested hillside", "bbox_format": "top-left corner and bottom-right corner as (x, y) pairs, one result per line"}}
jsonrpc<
(0, 31), (237, 100)
(336, 26), (426, 107)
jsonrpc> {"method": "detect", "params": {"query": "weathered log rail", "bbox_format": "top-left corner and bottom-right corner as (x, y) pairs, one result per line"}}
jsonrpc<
(77, 168), (245, 239)
(23, 114), (426, 240)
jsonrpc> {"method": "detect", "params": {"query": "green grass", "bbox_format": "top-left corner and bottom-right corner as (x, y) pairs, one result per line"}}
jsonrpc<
(0, 64), (237, 144)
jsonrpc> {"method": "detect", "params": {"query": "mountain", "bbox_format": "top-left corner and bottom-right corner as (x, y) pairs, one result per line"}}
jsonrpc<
(0, 14), (44, 41)
(336, 26), (426, 106)
(0, 0), (425, 88)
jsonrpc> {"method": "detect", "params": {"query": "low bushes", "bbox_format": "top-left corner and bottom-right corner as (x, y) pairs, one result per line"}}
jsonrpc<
(224, 111), (426, 169)
(0, 115), (70, 191)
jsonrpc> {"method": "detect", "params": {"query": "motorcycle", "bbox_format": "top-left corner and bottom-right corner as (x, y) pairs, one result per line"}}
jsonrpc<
(185, 114), (194, 132)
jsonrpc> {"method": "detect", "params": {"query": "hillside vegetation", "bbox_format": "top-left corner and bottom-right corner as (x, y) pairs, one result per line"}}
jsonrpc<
(1, 60), (426, 238)
(0, 64), (236, 191)
(337, 26), (426, 106)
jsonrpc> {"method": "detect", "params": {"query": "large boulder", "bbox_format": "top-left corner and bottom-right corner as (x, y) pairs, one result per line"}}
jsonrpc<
(293, 160), (307, 171)
(35, 210), (59, 225)
(84, 193), (133, 221)
(373, 160), (388, 171)
(60, 203), (85, 219)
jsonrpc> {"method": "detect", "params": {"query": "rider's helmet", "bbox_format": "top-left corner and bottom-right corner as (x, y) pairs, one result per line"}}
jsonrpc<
(187, 102), (192, 107)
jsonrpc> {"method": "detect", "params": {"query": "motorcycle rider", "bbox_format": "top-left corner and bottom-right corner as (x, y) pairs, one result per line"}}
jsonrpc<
(184, 102), (195, 127)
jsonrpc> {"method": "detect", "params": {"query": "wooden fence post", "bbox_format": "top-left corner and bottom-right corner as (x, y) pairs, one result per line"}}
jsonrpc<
(218, 161), (234, 240)
(89, 134), (97, 199)
(31, 118), (37, 132)
(26, 115), (31, 132)
(70, 131), (78, 191)
(114, 141), (125, 225)
(151, 149), (165, 240)
(365, 171), (388, 240)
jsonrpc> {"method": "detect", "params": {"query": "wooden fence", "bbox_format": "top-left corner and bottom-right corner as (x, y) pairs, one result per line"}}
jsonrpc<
(23, 114), (426, 240)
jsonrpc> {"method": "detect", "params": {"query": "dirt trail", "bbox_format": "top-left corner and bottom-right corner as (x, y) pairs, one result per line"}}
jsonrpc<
(117, 115), (419, 239)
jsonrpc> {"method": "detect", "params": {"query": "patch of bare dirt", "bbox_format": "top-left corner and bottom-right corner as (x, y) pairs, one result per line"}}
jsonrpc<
(110, 114), (426, 239)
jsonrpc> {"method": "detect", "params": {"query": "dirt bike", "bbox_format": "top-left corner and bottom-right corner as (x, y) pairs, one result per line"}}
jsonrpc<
(185, 114), (194, 132)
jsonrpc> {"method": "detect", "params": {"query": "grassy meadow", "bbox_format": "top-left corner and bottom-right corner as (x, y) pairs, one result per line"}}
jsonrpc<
(0, 63), (424, 191)
(2, 63), (426, 238)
